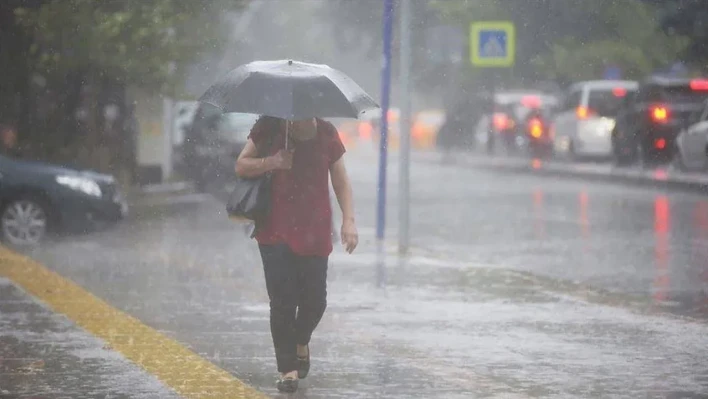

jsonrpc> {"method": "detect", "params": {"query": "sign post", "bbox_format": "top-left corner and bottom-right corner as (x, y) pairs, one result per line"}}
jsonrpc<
(398, 0), (412, 255)
(377, 0), (394, 261)
(470, 21), (515, 154)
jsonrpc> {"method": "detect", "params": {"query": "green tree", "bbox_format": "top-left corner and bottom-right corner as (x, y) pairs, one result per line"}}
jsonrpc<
(3, 0), (245, 179)
(14, 0), (245, 95)
(647, 0), (708, 69)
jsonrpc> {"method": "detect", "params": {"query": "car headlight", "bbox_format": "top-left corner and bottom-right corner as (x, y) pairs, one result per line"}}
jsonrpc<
(55, 175), (102, 197)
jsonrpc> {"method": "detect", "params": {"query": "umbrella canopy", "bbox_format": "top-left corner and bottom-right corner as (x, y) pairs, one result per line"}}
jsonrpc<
(199, 60), (379, 120)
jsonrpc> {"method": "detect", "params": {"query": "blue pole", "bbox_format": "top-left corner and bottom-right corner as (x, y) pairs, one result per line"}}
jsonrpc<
(377, 0), (394, 243)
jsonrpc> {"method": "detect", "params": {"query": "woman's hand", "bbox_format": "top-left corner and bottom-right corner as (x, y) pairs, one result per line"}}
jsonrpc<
(341, 218), (358, 254)
(268, 149), (294, 170)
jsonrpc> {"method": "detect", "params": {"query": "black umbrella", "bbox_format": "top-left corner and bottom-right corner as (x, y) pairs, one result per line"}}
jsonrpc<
(199, 59), (379, 120)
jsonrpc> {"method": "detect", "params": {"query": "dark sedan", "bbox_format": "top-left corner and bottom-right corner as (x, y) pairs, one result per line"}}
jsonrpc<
(0, 155), (128, 246)
(612, 77), (708, 166)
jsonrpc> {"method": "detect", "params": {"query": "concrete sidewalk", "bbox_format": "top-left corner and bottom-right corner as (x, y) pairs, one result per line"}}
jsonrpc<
(0, 277), (180, 398)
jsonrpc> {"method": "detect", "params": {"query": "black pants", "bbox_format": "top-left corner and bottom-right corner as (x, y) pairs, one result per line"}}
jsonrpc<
(259, 244), (328, 373)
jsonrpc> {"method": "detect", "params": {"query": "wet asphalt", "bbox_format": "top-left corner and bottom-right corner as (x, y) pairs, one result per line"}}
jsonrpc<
(9, 146), (708, 398)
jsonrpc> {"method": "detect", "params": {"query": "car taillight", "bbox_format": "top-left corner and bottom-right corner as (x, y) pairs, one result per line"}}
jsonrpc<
(521, 95), (541, 109)
(655, 138), (667, 150)
(612, 87), (627, 97)
(649, 104), (670, 124)
(492, 112), (512, 131)
(690, 79), (708, 91)
(576, 106), (594, 120)
(528, 117), (544, 138)
(358, 122), (373, 139)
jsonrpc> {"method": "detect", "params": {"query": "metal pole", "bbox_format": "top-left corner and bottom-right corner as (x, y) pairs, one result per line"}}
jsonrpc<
(398, 0), (412, 254)
(162, 96), (174, 182)
(377, 0), (395, 246)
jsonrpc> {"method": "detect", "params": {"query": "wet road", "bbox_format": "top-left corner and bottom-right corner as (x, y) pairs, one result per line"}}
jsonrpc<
(18, 147), (708, 397)
(366, 149), (708, 319)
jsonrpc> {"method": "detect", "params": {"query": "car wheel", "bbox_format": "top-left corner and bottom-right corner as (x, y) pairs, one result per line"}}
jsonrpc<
(638, 142), (654, 169)
(1, 197), (50, 247)
(568, 140), (580, 162)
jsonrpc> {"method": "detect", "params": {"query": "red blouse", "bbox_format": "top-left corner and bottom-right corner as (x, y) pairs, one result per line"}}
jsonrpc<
(248, 117), (345, 257)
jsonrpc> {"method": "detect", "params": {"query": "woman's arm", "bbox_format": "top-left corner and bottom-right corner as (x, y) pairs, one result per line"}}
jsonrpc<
(235, 139), (292, 178)
(330, 156), (358, 253)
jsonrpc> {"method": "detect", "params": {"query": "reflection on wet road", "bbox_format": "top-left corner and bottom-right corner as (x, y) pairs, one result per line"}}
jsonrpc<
(358, 150), (708, 320)
(21, 149), (708, 397)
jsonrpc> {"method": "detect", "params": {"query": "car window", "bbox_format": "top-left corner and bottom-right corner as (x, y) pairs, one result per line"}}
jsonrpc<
(562, 90), (582, 111)
(659, 86), (708, 105)
(587, 88), (636, 117)
(636, 86), (662, 103)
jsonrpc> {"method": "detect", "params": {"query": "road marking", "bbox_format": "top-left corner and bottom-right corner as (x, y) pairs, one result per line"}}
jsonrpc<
(0, 246), (267, 399)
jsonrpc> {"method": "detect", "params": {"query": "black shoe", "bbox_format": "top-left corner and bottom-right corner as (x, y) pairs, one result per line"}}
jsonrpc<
(297, 345), (310, 379)
(277, 377), (298, 393)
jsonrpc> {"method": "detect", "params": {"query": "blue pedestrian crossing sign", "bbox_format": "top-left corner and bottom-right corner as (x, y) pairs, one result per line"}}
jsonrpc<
(470, 21), (515, 67)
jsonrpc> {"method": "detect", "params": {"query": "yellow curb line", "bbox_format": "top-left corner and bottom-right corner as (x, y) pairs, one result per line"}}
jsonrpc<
(0, 247), (268, 399)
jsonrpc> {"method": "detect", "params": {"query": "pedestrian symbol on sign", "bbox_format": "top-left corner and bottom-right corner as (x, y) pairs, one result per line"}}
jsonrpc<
(479, 31), (507, 58)
(470, 22), (515, 67)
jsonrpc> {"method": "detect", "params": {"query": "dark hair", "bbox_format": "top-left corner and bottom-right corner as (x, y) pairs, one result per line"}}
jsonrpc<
(254, 115), (285, 133)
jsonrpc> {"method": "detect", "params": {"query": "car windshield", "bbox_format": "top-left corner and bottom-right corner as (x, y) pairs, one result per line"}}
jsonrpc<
(588, 89), (636, 117)
(217, 113), (259, 142)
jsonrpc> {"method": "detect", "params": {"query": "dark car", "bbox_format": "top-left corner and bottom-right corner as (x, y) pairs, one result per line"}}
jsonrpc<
(183, 106), (259, 190)
(0, 155), (128, 246)
(523, 105), (557, 158)
(612, 77), (708, 166)
(473, 91), (559, 154)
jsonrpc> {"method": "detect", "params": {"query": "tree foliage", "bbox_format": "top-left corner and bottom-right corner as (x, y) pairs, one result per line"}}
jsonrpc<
(0, 0), (245, 178)
(13, 0), (245, 94)
(646, 0), (708, 67)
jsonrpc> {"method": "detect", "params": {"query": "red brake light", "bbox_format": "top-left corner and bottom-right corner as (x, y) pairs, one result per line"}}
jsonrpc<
(492, 113), (512, 131)
(576, 106), (594, 119)
(521, 95), (541, 109)
(655, 138), (667, 150)
(650, 104), (670, 123)
(690, 79), (708, 91)
(528, 118), (544, 138)
(612, 87), (627, 97)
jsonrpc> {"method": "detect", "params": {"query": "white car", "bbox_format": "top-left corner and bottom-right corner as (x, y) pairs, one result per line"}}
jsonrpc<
(552, 80), (638, 159)
(675, 99), (708, 171)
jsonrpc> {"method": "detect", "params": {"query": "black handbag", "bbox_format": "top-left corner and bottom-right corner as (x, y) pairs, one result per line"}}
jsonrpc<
(226, 132), (275, 237)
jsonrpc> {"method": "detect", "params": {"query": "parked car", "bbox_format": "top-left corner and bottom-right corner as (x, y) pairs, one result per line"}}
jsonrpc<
(411, 109), (446, 150)
(183, 106), (259, 190)
(0, 154), (128, 246)
(551, 80), (639, 160)
(523, 105), (557, 158)
(675, 99), (708, 171)
(474, 90), (559, 154)
(612, 77), (708, 166)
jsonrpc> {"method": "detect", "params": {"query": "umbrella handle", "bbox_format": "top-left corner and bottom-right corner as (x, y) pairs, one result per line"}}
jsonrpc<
(285, 121), (289, 150)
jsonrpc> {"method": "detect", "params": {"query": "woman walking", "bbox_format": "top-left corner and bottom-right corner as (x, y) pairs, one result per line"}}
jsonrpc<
(235, 116), (358, 393)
